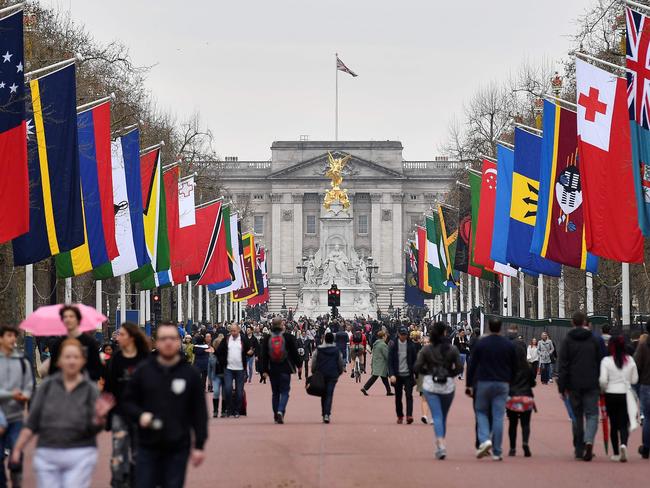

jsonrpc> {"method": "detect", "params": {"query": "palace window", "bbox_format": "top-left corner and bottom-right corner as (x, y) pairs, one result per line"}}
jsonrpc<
(254, 215), (264, 235)
(253, 194), (264, 200)
(358, 214), (369, 235)
(410, 194), (418, 200)
(306, 215), (317, 235)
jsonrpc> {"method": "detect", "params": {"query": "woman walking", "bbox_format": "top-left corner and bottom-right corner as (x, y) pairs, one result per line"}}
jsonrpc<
(526, 338), (539, 377)
(360, 330), (393, 396)
(104, 322), (150, 487)
(205, 333), (215, 392)
(311, 332), (344, 423)
(415, 322), (462, 460)
(211, 334), (226, 418)
(537, 332), (554, 385)
(599, 335), (639, 462)
(507, 342), (536, 457)
(11, 338), (114, 488)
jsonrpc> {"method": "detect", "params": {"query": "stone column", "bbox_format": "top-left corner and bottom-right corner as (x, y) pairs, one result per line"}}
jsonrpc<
(291, 193), (304, 276)
(391, 193), (403, 278)
(270, 193), (283, 275)
(370, 193), (382, 267)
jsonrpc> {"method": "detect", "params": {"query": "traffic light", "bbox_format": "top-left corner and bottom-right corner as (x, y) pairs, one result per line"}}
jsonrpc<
(327, 284), (341, 307)
(152, 293), (162, 323)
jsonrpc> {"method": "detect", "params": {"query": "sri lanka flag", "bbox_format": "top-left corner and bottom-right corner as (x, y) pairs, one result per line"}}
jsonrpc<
(13, 64), (84, 265)
(248, 246), (269, 305)
(530, 100), (597, 272)
(576, 59), (644, 263)
(232, 233), (258, 302)
(0, 10), (28, 244)
(55, 101), (117, 277)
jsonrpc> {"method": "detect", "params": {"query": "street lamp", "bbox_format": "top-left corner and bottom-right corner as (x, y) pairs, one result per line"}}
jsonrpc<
(281, 285), (287, 313)
(296, 256), (308, 281)
(388, 287), (394, 313)
(366, 256), (379, 282)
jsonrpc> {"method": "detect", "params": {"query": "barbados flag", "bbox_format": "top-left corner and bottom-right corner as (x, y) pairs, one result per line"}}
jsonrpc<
(130, 147), (172, 289)
(55, 101), (117, 277)
(93, 130), (150, 279)
(506, 128), (561, 277)
(13, 64), (84, 265)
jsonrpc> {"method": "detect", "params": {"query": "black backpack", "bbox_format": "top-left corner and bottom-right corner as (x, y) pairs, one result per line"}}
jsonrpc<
(352, 331), (363, 344)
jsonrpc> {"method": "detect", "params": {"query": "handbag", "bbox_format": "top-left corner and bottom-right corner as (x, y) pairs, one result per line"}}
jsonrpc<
(505, 395), (535, 413)
(306, 371), (326, 397)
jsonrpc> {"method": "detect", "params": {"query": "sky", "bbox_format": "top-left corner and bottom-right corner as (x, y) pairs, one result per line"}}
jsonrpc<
(42, 0), (595, 161)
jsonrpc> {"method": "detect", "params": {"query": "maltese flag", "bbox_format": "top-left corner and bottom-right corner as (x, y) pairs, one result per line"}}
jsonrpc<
(576, 58), (644, 263)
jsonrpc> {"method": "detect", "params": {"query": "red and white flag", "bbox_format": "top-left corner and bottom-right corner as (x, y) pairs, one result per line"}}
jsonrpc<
(336, 56), (358, 77)
(474, 160), (517, 276)
(576, 58), (644, 263)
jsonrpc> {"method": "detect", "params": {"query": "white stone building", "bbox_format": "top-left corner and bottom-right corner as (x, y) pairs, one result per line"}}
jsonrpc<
(217, 140), (461, 315)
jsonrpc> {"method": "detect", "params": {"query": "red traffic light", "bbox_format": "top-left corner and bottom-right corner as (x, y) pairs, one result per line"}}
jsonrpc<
(153, 294), (160, 302)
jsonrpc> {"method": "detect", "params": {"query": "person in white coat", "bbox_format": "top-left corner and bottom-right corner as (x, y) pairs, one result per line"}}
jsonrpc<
(599, 335), (639, 462)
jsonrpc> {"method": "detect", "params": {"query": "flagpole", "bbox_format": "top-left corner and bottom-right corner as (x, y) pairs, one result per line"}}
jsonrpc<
(335, 52), (339, 141)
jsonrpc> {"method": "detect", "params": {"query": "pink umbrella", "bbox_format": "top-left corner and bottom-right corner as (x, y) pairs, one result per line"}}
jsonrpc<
(20, 304), (107, 336)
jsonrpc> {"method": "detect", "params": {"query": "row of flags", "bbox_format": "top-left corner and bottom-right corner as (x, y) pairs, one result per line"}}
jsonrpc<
(405, 4), (650, 304)
(0, 9), (269, 305)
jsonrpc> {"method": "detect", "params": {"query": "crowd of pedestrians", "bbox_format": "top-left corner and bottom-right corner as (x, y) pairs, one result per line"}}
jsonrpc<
(1, 305), (650, 487)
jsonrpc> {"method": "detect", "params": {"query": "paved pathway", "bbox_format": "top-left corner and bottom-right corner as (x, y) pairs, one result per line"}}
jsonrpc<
(22, 372), (648, 487)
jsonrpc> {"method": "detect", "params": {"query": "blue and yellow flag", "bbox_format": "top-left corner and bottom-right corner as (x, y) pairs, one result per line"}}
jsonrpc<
(13, 64), (84, 265)
(506, 128), (561, 277)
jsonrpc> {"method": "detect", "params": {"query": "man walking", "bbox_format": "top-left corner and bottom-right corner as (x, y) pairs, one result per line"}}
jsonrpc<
(558, 312), (604, 461)
(0, 325), (33, 488)
(260, 317), (300, 424)
(388, 326), (417, 424)
(466, 318), (517, 461)
(216, 324), (253, 418)
(634, 321), (650, 459)
(122, 322), (207, 488)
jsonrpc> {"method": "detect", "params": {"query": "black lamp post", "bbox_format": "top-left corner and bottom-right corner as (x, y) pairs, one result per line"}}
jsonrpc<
(366, 256), (379, 282)
(388, 287), (394, 313)
(281, 285), (287, 314)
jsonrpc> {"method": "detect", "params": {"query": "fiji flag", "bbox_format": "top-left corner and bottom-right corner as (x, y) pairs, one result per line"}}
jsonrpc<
(13, 64), (84, 265)
(506, 128), (561, 277)
(626, 6), (650, 236)
(55, 101), (117, 277)
(0, 10), (29, 244)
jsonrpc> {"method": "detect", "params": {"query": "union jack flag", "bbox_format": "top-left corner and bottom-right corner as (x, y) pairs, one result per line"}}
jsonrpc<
(336, 55), (358, 77)
(626, 6), (650, 128)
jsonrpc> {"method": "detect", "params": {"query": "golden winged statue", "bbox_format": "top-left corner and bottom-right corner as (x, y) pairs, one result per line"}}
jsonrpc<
(323, 152), (352, 210)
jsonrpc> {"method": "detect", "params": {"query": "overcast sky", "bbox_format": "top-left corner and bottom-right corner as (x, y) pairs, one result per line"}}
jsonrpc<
(42, 0), (594, 160)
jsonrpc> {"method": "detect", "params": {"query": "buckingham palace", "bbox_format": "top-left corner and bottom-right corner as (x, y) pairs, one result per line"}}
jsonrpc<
(217, 140), (461, 316)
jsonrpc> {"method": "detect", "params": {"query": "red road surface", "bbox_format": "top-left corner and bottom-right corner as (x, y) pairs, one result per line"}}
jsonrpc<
(22, 372), (648, 487)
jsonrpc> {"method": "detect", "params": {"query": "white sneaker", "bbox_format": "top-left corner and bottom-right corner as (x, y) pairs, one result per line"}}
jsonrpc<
(620, 445), (628, 462)
(610, 455), (620, 462)
(476, 440), (492, 459)
(492, 455), (503, 461)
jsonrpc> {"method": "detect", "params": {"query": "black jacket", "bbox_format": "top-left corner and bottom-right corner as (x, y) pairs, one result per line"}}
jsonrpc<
(388, 339), (417, 377)
(49, 333), (102, 381)
(122, 355), (208, 450)
(557, 327), (603, 394)
(510, 341), (536, 397)
(311, 344), (344, 379)
(259, 332), (301, 375)
(215, 334), (254, 371)
(414, 341), (463, 378)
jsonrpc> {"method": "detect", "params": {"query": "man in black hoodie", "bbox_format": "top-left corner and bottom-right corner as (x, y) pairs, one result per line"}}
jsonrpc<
(259, 317), (300, 424)
(557, 311), (604, 461)
(123, 322), (207, 488)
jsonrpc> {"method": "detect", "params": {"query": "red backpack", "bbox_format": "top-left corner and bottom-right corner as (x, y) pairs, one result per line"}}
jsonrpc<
(268, 334), (287, 363)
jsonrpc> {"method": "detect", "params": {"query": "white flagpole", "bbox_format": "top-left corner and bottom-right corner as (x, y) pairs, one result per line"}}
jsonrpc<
(537, 275), (544, 319)
(586, 272), (594, 315)
(95, 280), (102, 315)
(335, 52), (339, 141)
(177, 284), (183, 323)
(64, 277), (72, 303)
(622, 263), (631, 326)
(519, 271), (525, 318)
(25, 264), (33, 317)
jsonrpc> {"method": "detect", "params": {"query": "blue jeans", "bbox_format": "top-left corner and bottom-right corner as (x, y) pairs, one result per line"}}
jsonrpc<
(211, 374), (223, 400)
(223, 368), (246, 415)
(458, 354), (467, 377)
(246, 356), (255, 382)
(321, 378), (338, 416)
(0, 420), (23, 488)
(135, 445), (189, 488)
(640, 385), (650, 451)
(269, 371), (291, 415)
(475, 381), (509, 456)
(568, 388), (600, 455)
(540, 363), (551, 383)
(424, 391), (455, 439)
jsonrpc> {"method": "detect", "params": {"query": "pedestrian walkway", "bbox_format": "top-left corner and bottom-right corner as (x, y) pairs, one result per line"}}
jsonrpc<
(22, 374), (647, 487)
